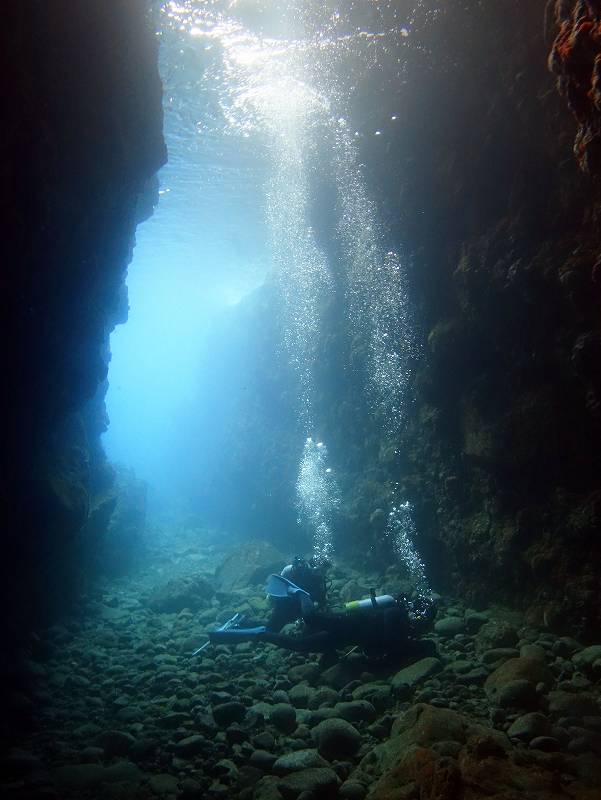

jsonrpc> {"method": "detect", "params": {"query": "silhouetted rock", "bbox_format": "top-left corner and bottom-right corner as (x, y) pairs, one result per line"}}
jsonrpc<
(215, 540), (286, 592)
(146, 574), (214, 613)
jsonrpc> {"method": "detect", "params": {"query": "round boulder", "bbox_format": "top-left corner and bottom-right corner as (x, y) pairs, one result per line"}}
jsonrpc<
(334, 701), (377, 724)
(97, 730), (136, 757)
(339, 780), (367, 799)
(277, 767), (340, 800)
(484, 657), (552, 696)
(547, 691), (600, 718)
(488, 679), (539, 711)
(434, 617), (465, 637)
(249, 750), (278, 771)
(312, 718), (361, 761)
(270, 703), (297, 734)
(289, 683), (314, 709)
(174, 735), (207, 758)
(273, 749), (329, 775)
(212, 701), (247, 727)
(309, 687), (340, 710)
(507, 712), (550, 742)
(572, 645), (601, 671)
(476, 621), (518, 654)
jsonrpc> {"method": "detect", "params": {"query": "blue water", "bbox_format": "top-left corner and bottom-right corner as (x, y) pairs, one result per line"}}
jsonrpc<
(104, 0), (427, 585)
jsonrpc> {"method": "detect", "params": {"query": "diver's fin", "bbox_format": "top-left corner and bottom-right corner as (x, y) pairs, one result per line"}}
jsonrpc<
(191, 612), (244, 656)
(209, 626), (268, 643)
(265, 574), (313, 615)
(266, 573), (296, 597)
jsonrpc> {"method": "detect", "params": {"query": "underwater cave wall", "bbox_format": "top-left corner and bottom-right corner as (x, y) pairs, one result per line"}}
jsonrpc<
(2, 2), (165, 641)
(349, 0), (601, 636)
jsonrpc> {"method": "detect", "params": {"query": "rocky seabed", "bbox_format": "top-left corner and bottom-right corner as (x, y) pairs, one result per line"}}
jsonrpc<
(3, 535), (601, 800)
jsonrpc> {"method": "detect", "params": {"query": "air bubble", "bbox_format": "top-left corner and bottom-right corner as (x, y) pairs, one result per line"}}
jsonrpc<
(296, 438), (340, 564)
(386, 501), (430, 603)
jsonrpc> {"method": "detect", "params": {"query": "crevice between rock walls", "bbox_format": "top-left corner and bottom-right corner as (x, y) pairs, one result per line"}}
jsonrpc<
(156, 2), (601, 641)
(1, 1), (166, 654)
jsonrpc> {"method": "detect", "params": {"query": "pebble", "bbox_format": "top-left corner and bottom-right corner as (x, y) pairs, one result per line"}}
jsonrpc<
(53, 761), (142, 790)
(289, 683), (314, 708)
(507, 712), (550, 741)
(434, 617), (466, 636)
(252, 731), (276, 750)
(149, 773), (180, 794)
(180, 777), (204, 799)
(97, 729), (137, 757)
(272, 749), (329, 774)
(459, 667), (489, 685)
(464, 611), (489, 633)
(339, 779), (367, 799)
(547, 691), (600, 718)
(14, 551), (601, 800)
(432, 740), (463, 757)
(476, 621), (518, 652)
(552, 637), (582, 657)
(250, 750), (278, 770)
(572, 646), (601, 670)
(334, 700), (377, 724)
(481, 648), (520, 665)
(445, 658), (477, 674)
(391, 657), (442, 690)
(310, 687), (340, 709)
(351, 683), (391, 711)
(529, 736), (560, 752)
(212, 701), (247, 726)
(489, 679), (539, 710)
(270, 703), (297, 734)
(288, 664), (320, 684)
(174, 734), (207, 757)
(311, 718), (362, 760)
(278, 767), (340, 799)
(519, 644), (546, 661)
(78, 746), (104, 763)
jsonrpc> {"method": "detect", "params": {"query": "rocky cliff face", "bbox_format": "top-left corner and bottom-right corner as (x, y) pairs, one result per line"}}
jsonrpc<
(350, 0), (601, 637)
(2, 2), (165, 640)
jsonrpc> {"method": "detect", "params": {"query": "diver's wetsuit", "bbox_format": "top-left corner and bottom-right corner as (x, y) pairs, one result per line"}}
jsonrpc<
(261, 605), (411, 654)
(210, 603), (429, 656)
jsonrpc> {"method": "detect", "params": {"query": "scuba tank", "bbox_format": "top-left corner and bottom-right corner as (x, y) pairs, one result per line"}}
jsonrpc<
(344, 593), (396, 612)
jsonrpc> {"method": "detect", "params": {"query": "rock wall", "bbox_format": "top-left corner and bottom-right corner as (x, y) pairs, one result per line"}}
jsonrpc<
(350, 0), (601, 637)
(2, 2), (166, 641)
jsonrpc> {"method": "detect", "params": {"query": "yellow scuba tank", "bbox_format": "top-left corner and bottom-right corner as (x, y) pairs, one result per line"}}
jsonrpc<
(344, 594), (396, 612)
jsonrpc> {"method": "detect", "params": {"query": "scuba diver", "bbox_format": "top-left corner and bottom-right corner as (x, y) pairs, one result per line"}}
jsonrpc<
(207, 557), (436, 658)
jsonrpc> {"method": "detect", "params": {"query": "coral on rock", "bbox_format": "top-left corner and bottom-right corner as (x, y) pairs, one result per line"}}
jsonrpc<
(549, 0), (601, 173)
